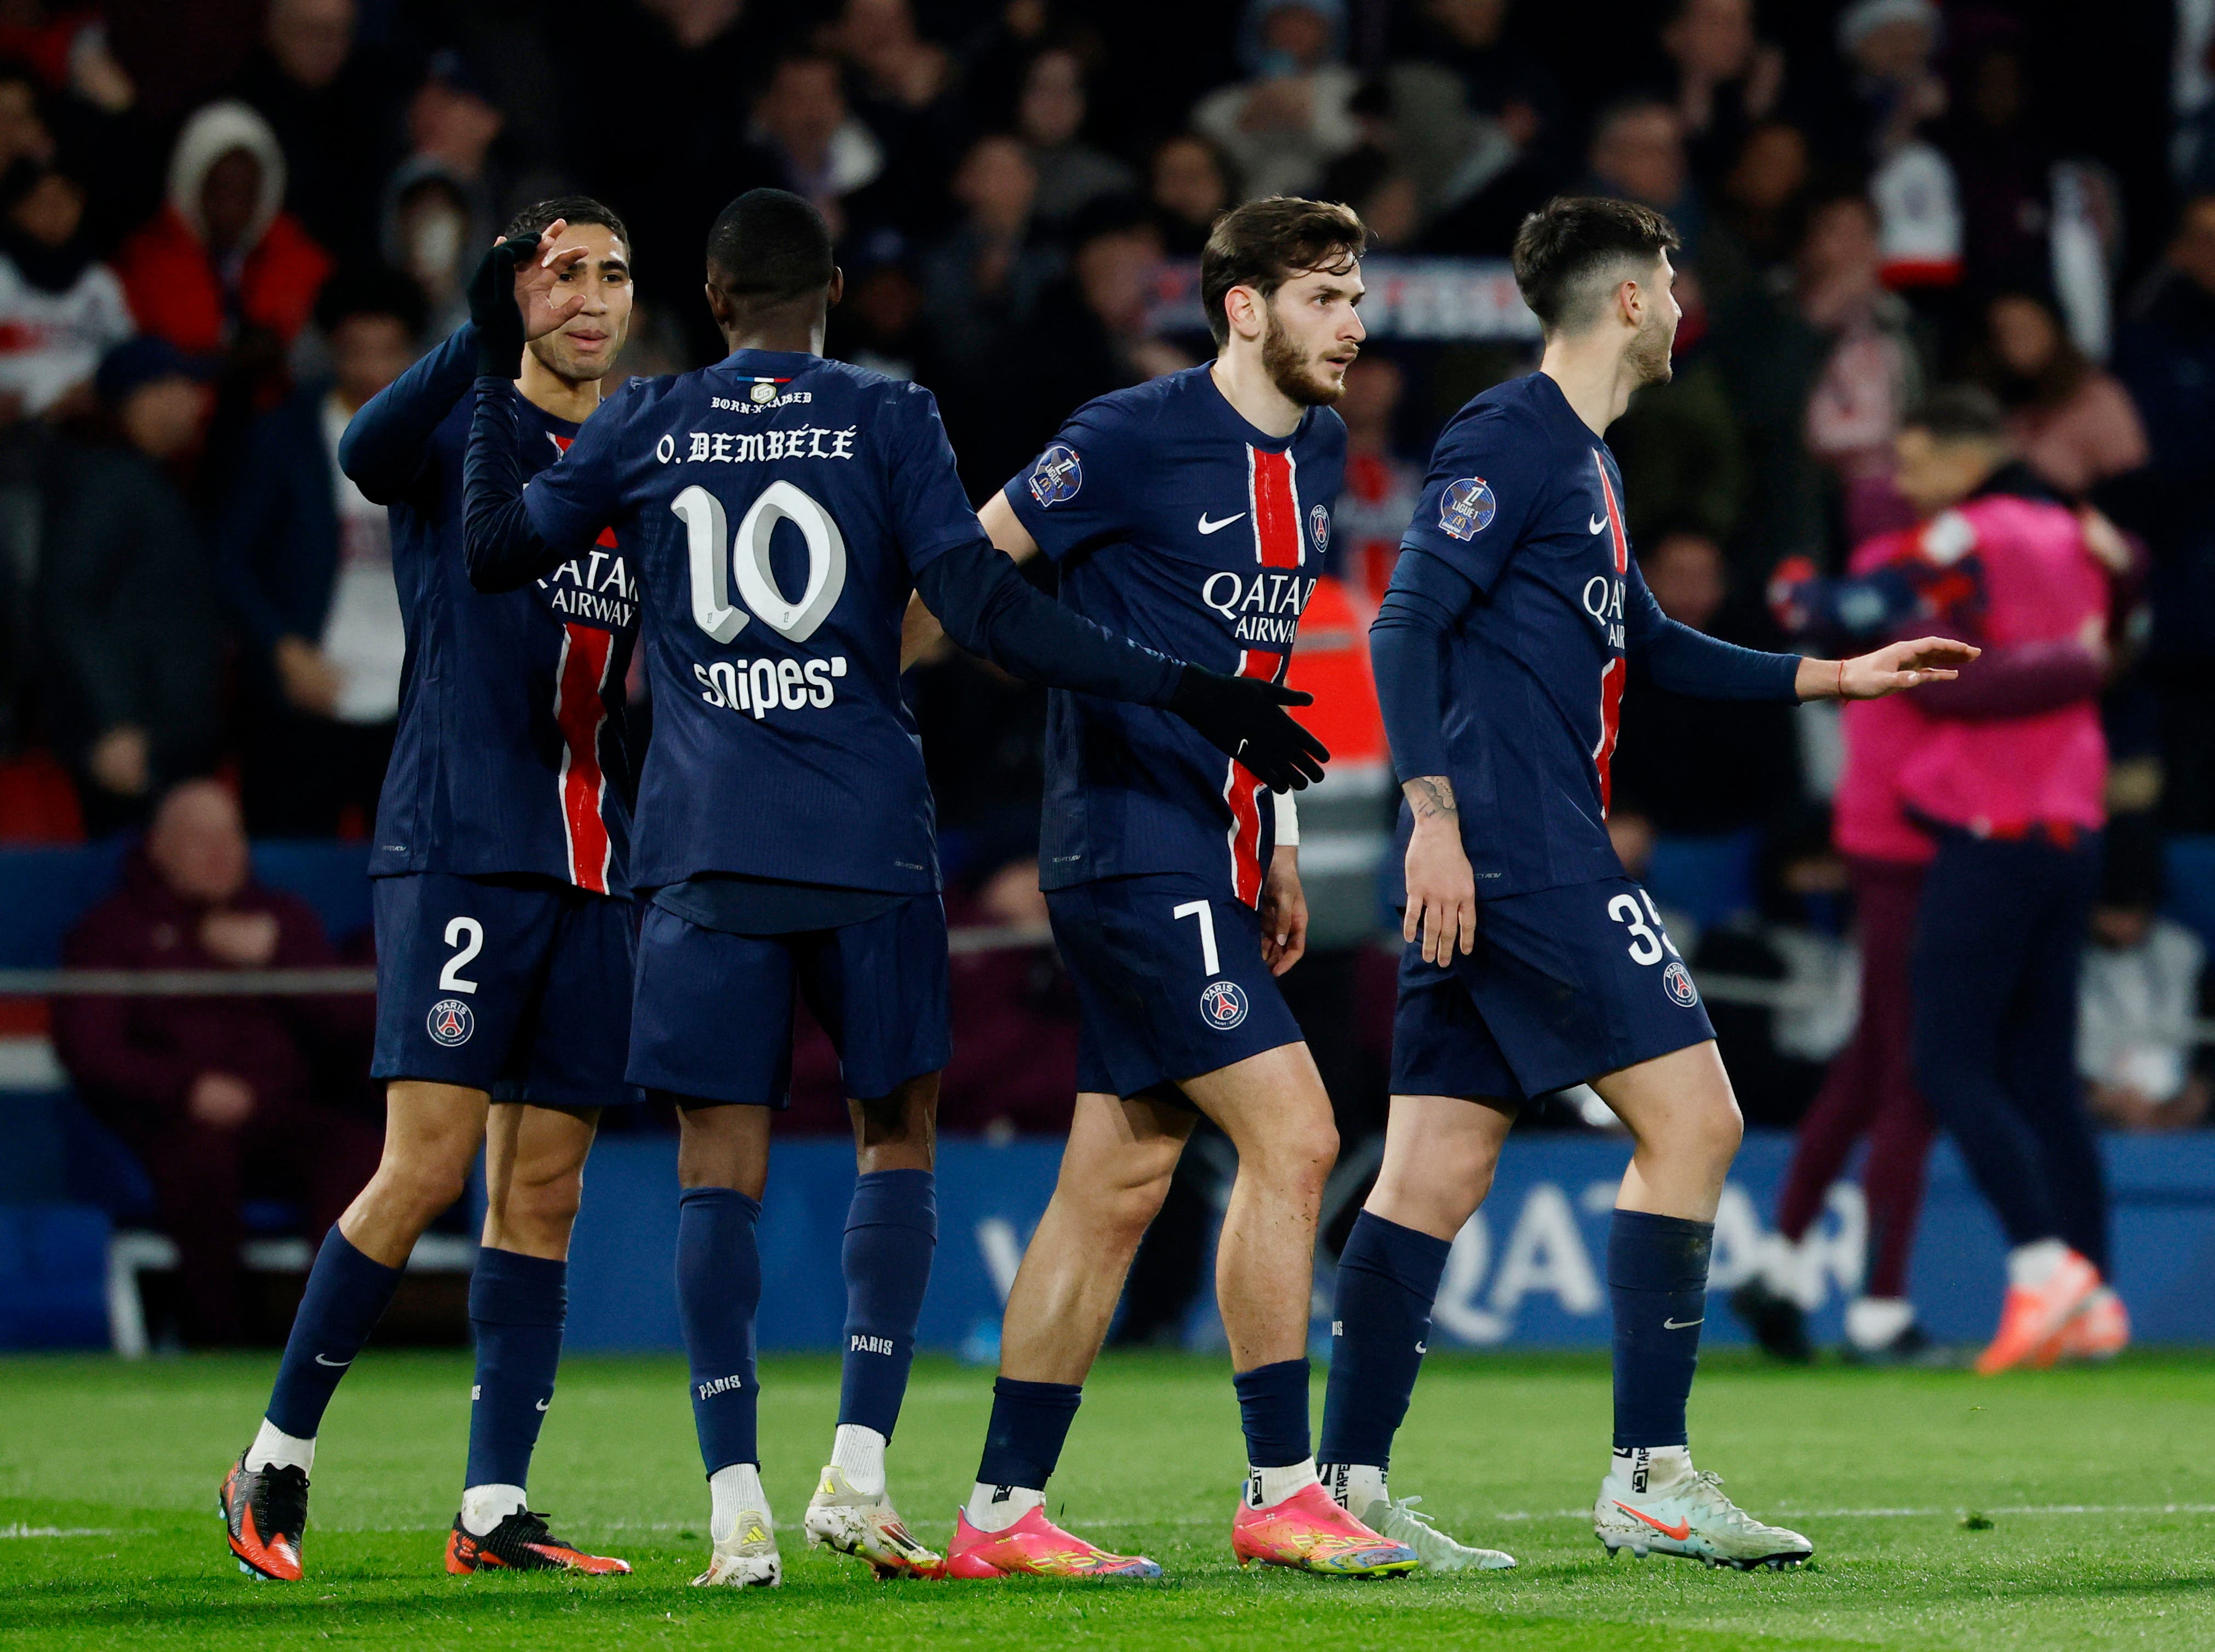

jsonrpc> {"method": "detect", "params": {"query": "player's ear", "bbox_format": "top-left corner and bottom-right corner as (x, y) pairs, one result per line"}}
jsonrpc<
(704, 279), (732, 328)
(827, 266), (845, 308)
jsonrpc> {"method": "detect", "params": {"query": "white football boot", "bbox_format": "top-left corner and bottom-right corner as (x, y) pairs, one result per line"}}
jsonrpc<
(802, 1464), (943, 1579)
(1594, 1462), (1812, 1571)
(1358, 1494), (1516, 1572)
(692, 1507), (782, 1587)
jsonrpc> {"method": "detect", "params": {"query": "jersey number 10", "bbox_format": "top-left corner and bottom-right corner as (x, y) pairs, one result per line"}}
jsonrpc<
(673, 480), (849, 645)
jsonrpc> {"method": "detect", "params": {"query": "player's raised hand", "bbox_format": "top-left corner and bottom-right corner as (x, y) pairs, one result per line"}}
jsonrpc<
(1817, 637), (1982, 701)
(512, 218), (592, 340)
(1167, 665), (1330, 792)
(467, 220), (590, 377)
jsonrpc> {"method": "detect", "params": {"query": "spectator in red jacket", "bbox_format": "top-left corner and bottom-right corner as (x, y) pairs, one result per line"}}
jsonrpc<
(49, 780), (377, 1344)
(112, 99), (331, 390)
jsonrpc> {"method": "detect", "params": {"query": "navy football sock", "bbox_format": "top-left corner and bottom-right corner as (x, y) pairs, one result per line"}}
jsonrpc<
(1233, 1357), (1313, 1469)
(1608, 1209), (1714, 1450)
(838, 1168), (937, 1441)
(677, 1186), (763, 1474)
(266, 1230), (402, 1440)
(1318, 1212), (1453, 1472)
(463, 1248), (566, 1491)
(975, 1377), (1084, 1491)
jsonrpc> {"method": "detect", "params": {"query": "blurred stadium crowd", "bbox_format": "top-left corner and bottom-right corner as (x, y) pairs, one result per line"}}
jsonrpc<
(1, 0), (2213, 1340)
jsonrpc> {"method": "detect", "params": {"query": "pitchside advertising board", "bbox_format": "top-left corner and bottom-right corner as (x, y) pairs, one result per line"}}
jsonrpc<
(563, 1131), (2215, 1352)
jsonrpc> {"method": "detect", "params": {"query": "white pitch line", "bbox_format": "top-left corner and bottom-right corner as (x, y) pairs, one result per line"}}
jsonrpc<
(0, 1524), (117, 1539)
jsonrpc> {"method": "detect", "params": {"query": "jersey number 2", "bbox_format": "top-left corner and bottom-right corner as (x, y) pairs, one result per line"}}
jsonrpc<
(673, 481), (848, 644)
(439, 916), (484, 994)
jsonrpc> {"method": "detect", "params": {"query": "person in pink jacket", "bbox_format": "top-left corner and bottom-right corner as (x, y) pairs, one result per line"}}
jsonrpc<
(1759, 386), (2124, 1373)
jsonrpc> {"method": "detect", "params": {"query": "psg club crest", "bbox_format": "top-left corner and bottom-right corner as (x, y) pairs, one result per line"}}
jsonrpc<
(1439, 476), (1496, 540)
(427, 998), (476, 1047)
(1662, 961), (1700, 1008)
(1028, 443), (1083, 507)
(1308, 504), (1331, 552)
(1199, 979), (1250, 1031)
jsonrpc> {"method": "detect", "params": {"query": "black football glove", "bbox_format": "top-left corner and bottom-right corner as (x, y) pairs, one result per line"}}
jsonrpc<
(467, 237), (535, 378)
(1166, 664), (1330, 792)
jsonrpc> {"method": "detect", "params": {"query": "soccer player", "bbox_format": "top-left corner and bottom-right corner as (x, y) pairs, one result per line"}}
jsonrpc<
(1313, 196), (1974, 1571)
(459, 188), (1327, 1588)
(219, 199), (640, 1581)
(930, 197), (1420, 1583)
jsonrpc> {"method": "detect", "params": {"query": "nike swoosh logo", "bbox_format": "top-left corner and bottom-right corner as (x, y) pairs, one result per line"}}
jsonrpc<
(1589, 513), (1608, 534)
(1613, 1501), (1692, 1541)
(1198, 511), (1246, 535)
(1663, 1317), (1704, 1330)
(314, 1353), (351, 1368)
(535, 1399), (550, 1411)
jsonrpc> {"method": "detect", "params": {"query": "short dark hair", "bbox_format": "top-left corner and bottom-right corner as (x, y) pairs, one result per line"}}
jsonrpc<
(501, 194), (629, 253)
(706, 188), (835, 308)
(1199, 196), (1367, 349)
(1903, 384), (2010, 443)
(1510, 196), (1679, 334)
(314, 263), (428, 338)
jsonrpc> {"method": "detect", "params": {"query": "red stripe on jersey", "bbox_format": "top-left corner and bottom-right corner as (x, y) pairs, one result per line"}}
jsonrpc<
(1592, 451), (1628, 813)
(1221, 648), (1285, 906)
(1594, 654), (1624, 815)
(554, 623), (615, 893)
(1593, 451), (1628, 574)
(1247, 447), (1304, 569)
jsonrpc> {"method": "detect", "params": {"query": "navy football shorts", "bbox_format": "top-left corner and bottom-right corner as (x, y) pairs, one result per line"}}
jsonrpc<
(1048, 871), (1304, 1103)
(1391, 876), (1715, 1105)
(626, 894), (952, 1107)
(371, 870), (637, 1109)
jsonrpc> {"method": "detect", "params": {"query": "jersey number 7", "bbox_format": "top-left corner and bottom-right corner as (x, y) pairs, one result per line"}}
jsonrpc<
(673, 481), (849, 644)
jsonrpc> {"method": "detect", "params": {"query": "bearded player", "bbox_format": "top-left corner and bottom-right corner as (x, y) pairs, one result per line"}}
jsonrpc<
(1313, 196), (1976, 1570)
(219, 201), (639, 1580)
(931, 197), (1424, 1581)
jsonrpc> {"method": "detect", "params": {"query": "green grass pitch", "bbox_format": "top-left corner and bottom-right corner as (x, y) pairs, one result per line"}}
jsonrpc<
(0, 1348), (2209, 1650)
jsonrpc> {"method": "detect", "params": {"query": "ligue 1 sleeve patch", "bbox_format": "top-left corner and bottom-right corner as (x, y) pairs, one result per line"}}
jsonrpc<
(1439, 477), (1496, 540)
(1028, 443), (1083, 506)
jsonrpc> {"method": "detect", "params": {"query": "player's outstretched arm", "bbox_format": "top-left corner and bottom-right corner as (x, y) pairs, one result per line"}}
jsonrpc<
(909, 536), (1329, 791)
(1793, 637), (1980, 701)
(337, 323), (482, 504)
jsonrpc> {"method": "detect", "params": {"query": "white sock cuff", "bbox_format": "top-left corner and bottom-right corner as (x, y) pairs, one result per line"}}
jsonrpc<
(964, 1481), (1044, 1533)
(244, 1419), (314, 1476)
(460, 1483), (528, 1536)
(708, 1462), (769, 1545)
(1248, 1456), (1319, 1508)
(2007, 1238), (2070, 1290)
(1320, 1462), (1388, 1514)
(831, 1423), (888, 1495)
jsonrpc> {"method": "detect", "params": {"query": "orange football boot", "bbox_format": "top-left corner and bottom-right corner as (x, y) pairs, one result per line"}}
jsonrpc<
(1230, 1482), (1418, 1576)
(943, 1505), (1161, 1579)
(445, 1508), (630, 1574)
(1976, 1248), (2100, 1375)
(220, 1453), (307, 1582)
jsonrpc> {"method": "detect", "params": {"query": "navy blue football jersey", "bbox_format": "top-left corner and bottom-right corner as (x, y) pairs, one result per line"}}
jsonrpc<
(1392, 370), (1684, 898)
(518, 348), (987, 894)
(349, 327), (638, 894)
(1006, 367), (1346, 905)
